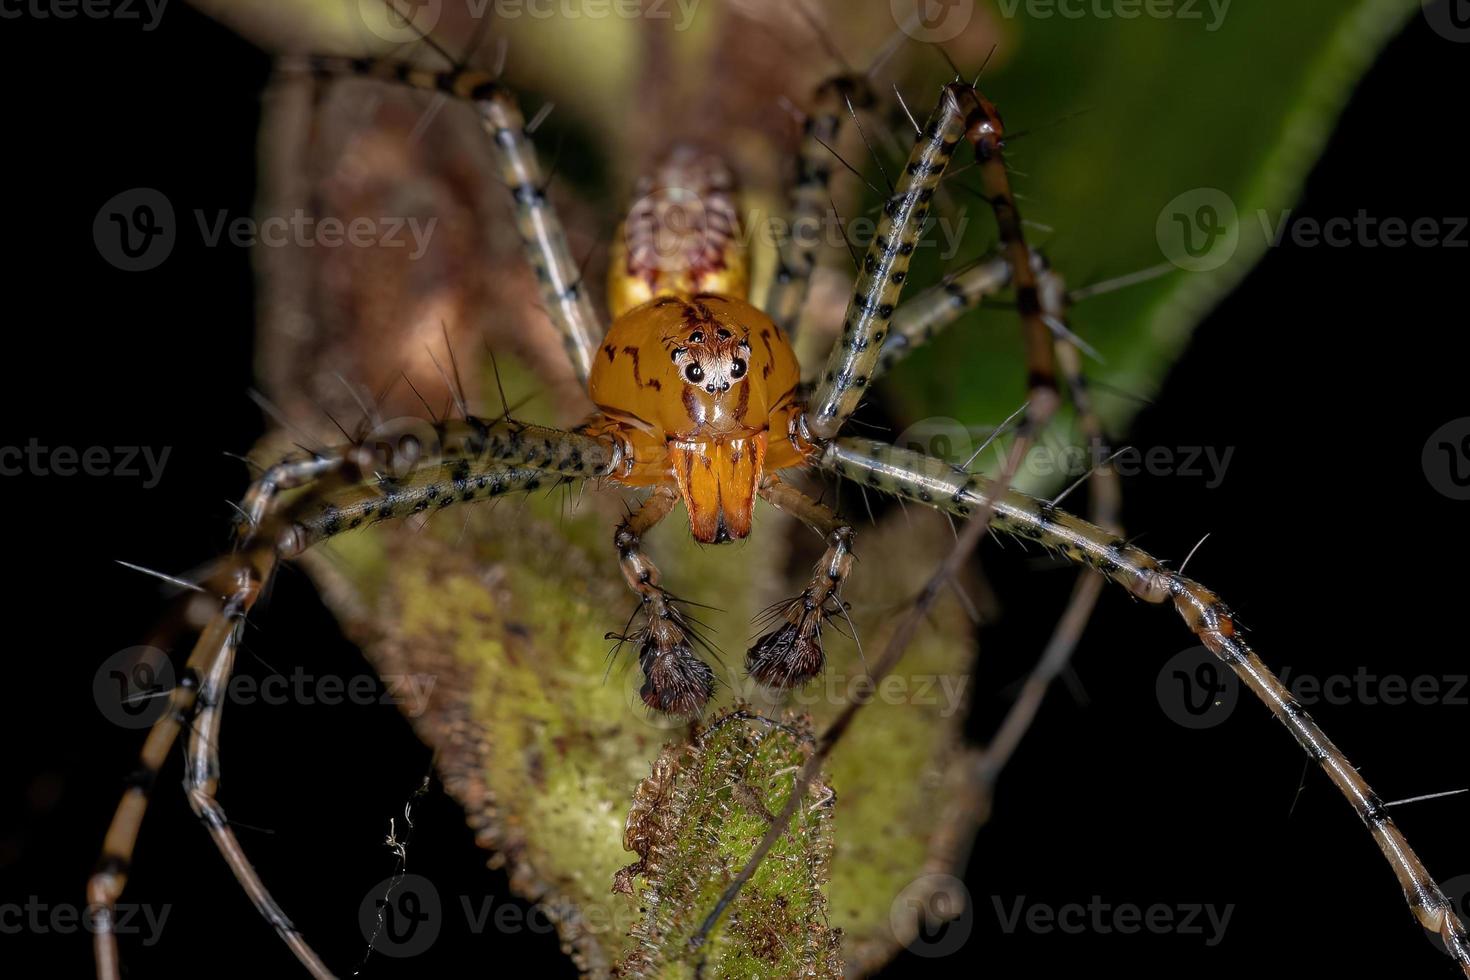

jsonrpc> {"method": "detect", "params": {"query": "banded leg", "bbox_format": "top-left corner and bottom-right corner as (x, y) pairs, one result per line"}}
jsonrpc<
(746, 477), (855, 688)
(90, 420), (617, 979)
(820, 437), (1470, 971)
(301, 57), (606, 383)
(181, 608), (337, 976)
(764, 75), (872, 338)
(806, 82), (974, 440)
(957, 87), (1062, 431)
(868, 250), (1122, 532)
(867, 253), (1011, 381)
(89, 527), (320, 979)
(1038, 258), (1122, 528)
(614, 486), (716, 716)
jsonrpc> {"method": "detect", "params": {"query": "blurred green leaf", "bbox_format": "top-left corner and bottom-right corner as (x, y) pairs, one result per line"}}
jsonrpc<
(887, 0), (1416, 491)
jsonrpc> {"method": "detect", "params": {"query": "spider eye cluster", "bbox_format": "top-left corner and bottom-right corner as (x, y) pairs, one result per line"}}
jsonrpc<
(670, 327), (753, 396)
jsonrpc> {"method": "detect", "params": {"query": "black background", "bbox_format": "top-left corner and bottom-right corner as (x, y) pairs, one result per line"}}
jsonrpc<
(3, 4), (1468, 978)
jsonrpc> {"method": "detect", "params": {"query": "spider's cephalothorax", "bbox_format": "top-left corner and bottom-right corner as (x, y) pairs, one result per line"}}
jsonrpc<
(588, 292), (808, 545)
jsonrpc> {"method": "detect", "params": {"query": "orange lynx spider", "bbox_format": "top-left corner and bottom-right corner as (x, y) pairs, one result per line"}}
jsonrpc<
(87, 26), (1470, 980)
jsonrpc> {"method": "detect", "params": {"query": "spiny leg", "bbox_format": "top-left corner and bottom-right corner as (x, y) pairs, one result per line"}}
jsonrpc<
(89, 527), (324, 979)
(878, 249), (1125, 835)
(1038, 257), (1122, 530)
(300, 56), (606, 383)
(957, 86), (1062, 432)
(764, 74), (871, 338)
(91, 419), (617, 979)
(613, 485), (716, 716)
(820, 437), (1470, 970)
(746, 477), (854, 688)
(180, 608), (338, 976)
(865, 253), (1011, 380)
(805, 82), (973, 440)
(797, 73), (1126, 799)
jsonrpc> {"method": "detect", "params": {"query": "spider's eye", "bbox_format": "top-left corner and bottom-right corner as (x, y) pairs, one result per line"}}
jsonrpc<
(688, 331), (704, 343)
(685, 363), (704, 383)
(729, 358), (747, 380)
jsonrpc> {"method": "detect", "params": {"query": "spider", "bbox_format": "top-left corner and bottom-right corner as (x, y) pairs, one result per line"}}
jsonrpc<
(85, 8), (1470, 979)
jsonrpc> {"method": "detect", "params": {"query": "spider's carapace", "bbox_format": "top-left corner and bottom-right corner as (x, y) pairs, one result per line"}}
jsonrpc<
(587, 149), (810, 543)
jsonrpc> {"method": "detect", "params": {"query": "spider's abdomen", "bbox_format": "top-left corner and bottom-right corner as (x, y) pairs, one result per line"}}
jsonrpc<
(606, 146), (747, 319)
(587, 294), (808, 543)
